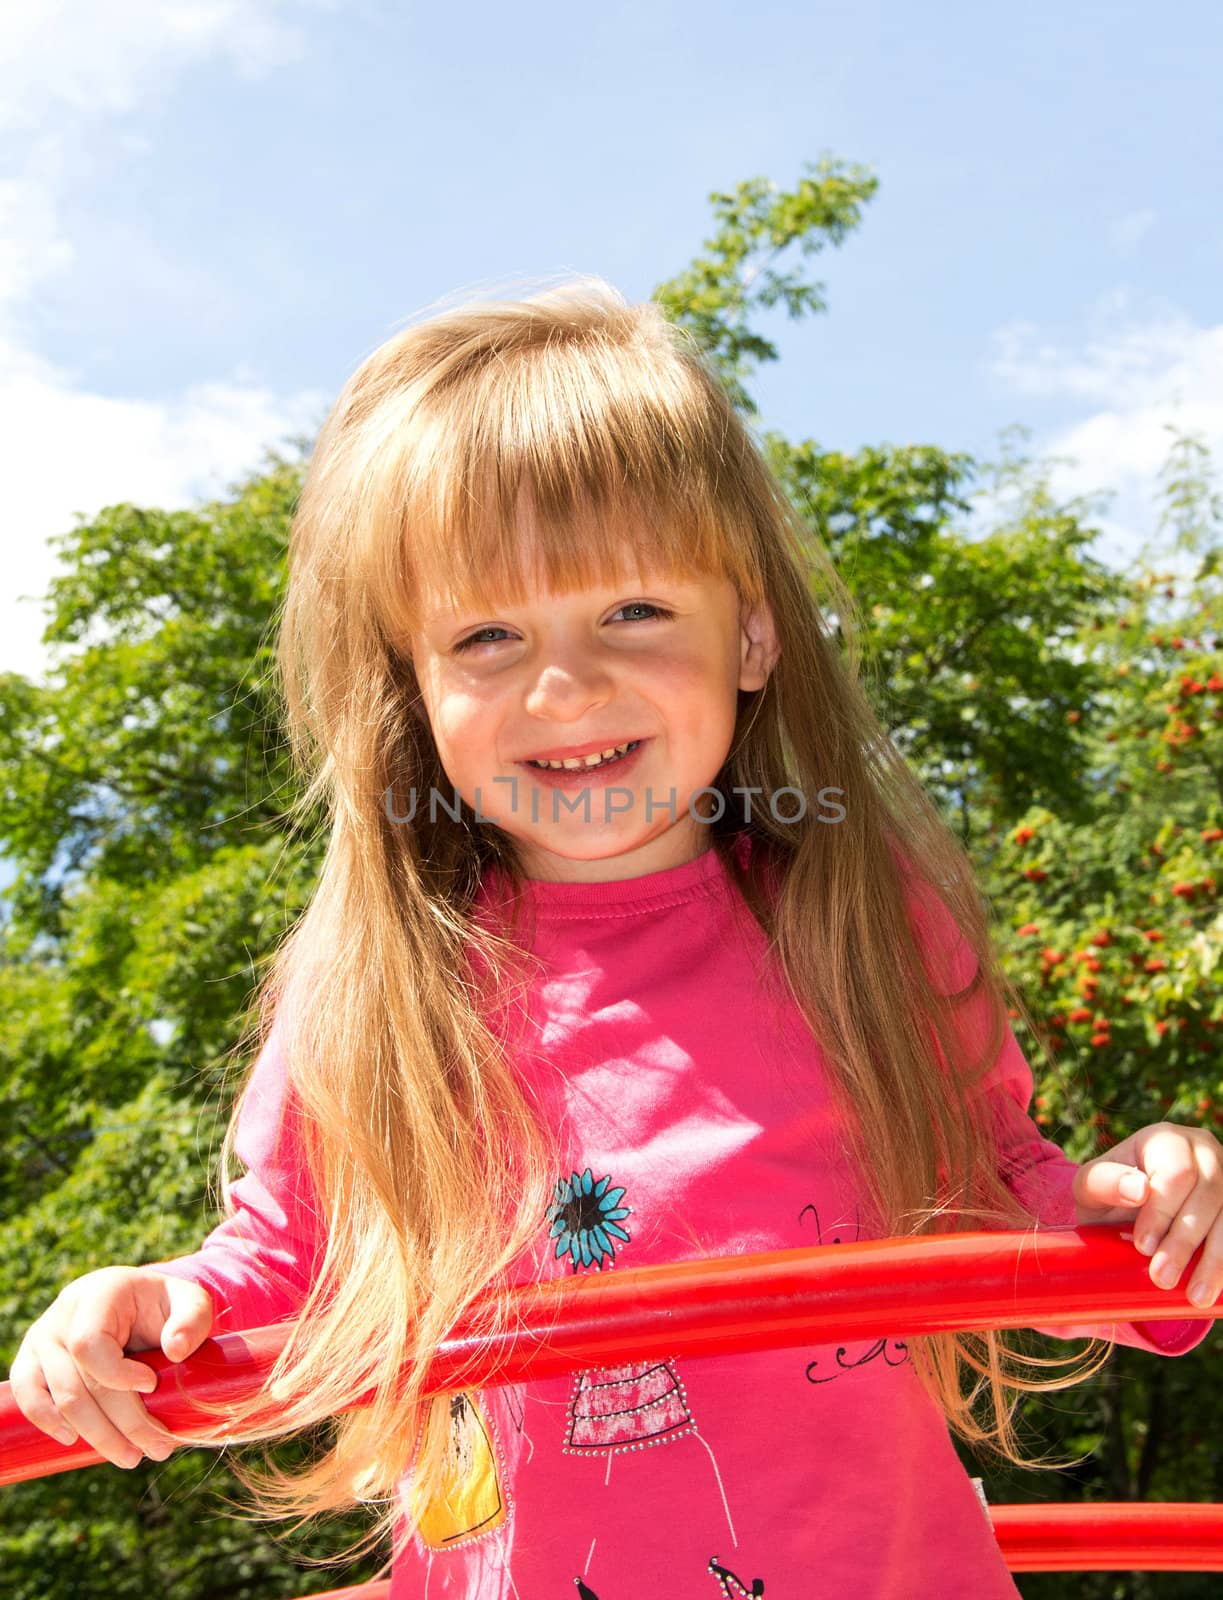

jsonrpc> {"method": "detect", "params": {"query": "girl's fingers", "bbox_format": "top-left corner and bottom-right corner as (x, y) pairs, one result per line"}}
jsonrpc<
(40, 1342), (142, 1468)
(40, 1343), (175, 1469)
(66, 1322), (158, 1395)
(1184, 1211), (1223, 1309)
(7, 1346), (78, 1446)
(1130, 1127), (1207, 1257)
(1142, 1134), (1223, 1291)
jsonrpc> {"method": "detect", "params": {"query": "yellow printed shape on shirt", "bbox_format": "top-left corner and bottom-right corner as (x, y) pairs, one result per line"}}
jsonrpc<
(410, 1391), (507, 1549)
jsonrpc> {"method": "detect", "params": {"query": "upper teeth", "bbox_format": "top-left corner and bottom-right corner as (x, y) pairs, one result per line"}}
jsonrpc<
(528, 742), (635, 770)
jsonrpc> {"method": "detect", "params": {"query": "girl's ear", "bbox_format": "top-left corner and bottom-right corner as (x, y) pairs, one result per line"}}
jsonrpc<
(738, 599), (781, 693)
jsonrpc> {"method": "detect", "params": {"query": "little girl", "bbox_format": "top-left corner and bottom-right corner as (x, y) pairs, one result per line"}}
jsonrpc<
(11, 277), (1219, 1599)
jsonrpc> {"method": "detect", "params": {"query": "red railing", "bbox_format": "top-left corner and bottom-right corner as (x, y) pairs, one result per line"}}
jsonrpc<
(2, 1226), (1219, 1575)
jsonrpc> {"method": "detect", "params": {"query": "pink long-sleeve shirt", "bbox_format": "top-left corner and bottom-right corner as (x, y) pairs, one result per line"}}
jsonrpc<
(154, 836), (1210, 1598)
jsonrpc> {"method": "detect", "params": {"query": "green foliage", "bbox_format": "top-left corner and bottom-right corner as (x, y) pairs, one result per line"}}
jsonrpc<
(0, 454), (371, 1595)
(2, 1441), (386, 1600)
(959, 435), (1223, 1600)
(1, 168), (1218, 1599)
(771, 424), (1136, 828)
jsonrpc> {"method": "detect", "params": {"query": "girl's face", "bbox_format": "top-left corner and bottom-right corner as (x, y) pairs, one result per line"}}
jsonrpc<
(408, 549), (779, 883)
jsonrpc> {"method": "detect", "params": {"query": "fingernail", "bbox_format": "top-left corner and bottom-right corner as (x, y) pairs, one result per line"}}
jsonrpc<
(1153, 1257), (1180, 1288)
(1119, 1172), (1147, 1201)
(1187, 1281), (1215, 1307)
(1137, 1233), (1159, 1255)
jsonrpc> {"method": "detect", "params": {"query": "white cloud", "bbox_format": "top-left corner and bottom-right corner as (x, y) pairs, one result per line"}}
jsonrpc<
(0, 0), (336, 685)
(3, 333), (328, 683)
(988, 290), (1221, 409)
(983, 290), (1223, 572)
(0, 0), (317, 131)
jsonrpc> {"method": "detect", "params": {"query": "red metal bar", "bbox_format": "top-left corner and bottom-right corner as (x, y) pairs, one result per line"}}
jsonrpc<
(989, 1503), (1223, 1572)
(1, 1225), (1213, 1489)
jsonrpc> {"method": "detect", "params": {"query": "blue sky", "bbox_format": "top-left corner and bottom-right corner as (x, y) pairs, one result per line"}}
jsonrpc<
(3, 0), (1221, 687)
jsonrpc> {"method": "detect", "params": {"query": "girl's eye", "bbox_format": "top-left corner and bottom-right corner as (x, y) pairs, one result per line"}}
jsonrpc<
(452, 603), (673, 653)
(453, 626), (511, 652)
(614, 602), (673, 625)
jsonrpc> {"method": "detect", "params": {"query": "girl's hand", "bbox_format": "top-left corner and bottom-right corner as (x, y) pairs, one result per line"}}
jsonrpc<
(7, 1266), (214, 1469)
(1071, 1121), (1223, 1309)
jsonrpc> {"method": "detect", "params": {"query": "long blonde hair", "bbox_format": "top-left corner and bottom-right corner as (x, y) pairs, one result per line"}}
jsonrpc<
(174, 275), (1111, 1568)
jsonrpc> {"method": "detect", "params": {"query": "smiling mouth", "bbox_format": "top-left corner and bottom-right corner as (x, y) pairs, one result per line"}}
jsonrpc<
(523, 739), (642, 772)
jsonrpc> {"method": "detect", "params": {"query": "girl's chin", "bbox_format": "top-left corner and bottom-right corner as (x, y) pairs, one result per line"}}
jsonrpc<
(504, 822), (712, 881)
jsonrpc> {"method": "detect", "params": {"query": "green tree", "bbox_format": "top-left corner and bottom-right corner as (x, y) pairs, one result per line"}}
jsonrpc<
(964, 429), (1223, 1600)
(0, 459), (372, 1597)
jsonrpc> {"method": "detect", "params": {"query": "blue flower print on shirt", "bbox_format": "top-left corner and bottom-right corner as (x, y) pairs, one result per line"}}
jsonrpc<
(546, 1167), (631, 1271)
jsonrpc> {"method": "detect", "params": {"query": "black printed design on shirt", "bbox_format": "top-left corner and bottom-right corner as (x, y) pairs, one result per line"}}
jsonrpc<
(805, 1337), (910, 1384)
(707, 1556), (766, 1596)
(797, 1202), (910, 1385)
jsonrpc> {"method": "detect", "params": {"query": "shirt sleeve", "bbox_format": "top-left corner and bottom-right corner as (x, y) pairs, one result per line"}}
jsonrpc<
(906, 873), (1212, 1358)
(149, 1012), (327, 1334)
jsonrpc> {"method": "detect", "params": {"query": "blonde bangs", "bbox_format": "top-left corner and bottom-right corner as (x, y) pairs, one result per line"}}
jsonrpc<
(347, 285), (771, 646)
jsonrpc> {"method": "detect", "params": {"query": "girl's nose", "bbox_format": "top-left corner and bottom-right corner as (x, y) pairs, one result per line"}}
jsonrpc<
(522, 657), (614, 721)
